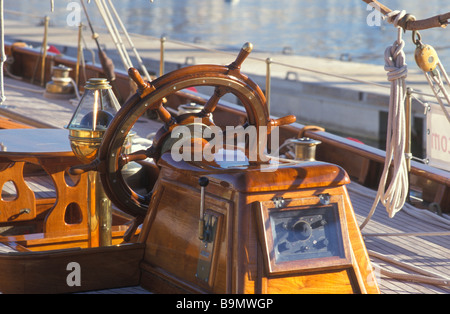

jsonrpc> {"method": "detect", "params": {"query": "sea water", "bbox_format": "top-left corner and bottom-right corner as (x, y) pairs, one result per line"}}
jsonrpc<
(5, 0), (450, 66)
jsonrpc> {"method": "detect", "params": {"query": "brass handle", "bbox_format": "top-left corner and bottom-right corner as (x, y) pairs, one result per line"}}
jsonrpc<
(228, 42), (253, 71)
(269, 115), (296, 127)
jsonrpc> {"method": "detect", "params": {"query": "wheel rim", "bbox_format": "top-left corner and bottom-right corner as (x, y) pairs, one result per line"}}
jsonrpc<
(98, 59), (269, 217)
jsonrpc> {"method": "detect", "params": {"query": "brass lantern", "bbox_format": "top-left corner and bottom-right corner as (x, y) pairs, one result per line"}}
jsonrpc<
(66, 78), (120, 164)
(66, 78), (120, 247)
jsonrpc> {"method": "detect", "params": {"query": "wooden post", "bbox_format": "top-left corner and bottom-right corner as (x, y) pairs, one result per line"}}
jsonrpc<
(160, 36), (166, 76)
(40, 16), (50, 86)
(265, 58), (272, 115)
(87, 171), (112, 247)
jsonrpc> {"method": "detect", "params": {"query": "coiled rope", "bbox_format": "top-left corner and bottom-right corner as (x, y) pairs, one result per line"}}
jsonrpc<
(360, 10), (411, 229)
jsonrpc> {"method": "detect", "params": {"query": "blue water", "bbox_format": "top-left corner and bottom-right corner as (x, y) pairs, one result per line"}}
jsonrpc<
(5, 0), (450, 66)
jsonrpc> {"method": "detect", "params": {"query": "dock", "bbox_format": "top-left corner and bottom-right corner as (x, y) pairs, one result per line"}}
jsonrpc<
(3, 18), (441, 146)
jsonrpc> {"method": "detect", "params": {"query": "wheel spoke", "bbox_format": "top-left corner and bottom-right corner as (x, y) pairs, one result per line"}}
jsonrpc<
(119, 149), (152, 168)
(201, 86), (228, 116)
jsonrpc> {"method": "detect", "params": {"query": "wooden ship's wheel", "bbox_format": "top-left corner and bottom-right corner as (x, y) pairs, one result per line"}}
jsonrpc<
(89, 43), (294, 218)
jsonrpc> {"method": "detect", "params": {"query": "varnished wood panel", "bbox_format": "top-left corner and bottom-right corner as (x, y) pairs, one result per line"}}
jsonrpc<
(0, 116), (34, 129)
(0, 225), (132, 251)
(266, 269), (357, 294)
(141, 178), (233, 293)
(0, 243), (144, 294)
(158, 153), (350, 193)
(0, 162), (37, 222)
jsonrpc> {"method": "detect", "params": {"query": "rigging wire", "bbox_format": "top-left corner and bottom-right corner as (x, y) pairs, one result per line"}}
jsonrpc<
(93, 0), (132, 70)
(106, 0), (151, 81)
(422, 64), (450, 123)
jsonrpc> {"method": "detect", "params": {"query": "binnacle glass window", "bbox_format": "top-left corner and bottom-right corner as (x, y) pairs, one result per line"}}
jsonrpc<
(269, 205), (345, 263)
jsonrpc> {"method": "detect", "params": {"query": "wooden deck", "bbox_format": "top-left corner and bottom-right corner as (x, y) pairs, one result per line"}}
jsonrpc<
(0, 77), (449, 294)
(0, 77), (161, 137)
(348, 182), (450, 294)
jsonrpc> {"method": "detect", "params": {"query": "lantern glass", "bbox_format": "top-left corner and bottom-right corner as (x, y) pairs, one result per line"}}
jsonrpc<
(67, 78), (120, 131)
(66, 78), (120, 163)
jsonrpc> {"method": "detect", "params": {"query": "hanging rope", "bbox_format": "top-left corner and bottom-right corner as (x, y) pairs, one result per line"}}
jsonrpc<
(360, 11), (410, 229)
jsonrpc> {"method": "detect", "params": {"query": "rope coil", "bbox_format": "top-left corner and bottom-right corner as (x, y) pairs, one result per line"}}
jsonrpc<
(360, 19), (410, 229)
